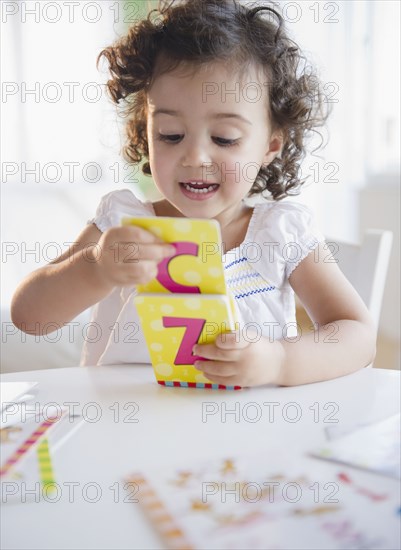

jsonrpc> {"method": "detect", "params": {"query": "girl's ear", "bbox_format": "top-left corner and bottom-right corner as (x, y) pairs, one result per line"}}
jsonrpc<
(263, 130), (284, 165)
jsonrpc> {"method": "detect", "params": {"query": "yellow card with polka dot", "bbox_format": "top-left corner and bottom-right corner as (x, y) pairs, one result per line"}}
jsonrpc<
(134, 293), (238, 387)
(121, 217), (227, 295)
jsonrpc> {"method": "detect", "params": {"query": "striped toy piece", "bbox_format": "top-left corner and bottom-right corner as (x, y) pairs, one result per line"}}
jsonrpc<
(127, 474), (194, 550)
(0, 415), (61, 478)
(37, 437), (57, 493)
(157, 380), (242, 390)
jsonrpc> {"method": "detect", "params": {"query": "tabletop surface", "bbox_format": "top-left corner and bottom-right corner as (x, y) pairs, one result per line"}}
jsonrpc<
(1, 365), (400, 550)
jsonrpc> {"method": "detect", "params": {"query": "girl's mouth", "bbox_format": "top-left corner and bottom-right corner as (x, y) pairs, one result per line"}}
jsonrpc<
(179, 181), (220, 199)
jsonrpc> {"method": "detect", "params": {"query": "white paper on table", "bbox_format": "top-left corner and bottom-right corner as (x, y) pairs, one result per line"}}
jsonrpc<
(126, 451), (400, 550)
(312, 414), (400, 480)
(0, 382), (38, 412)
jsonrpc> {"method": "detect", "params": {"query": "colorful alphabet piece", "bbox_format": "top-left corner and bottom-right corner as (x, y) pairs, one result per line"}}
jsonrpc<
(1, 406), (84, 502)
(126, 453), (400, 550)
(122, 217), (238, 389)
(122, 217), (227, 295)
(0, 411), (63, 479)
(0, 406), (68, 497)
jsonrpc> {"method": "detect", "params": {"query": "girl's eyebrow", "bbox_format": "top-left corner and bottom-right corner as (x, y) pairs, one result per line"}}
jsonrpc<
(152, 108), (252, 125)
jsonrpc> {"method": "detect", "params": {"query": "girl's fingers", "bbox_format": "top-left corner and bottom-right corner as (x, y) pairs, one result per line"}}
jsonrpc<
(121, 226), (176, 257)
(125, 260), (159, 280)
(118, 225), (166, 244)
(120, 243), (175, 262)
(105, 227), (175, 261)
(193, 343), (242, 362)
(195, 361), (238, 378)
(194, 332), (249, 359)
(216, 332), (250, 350)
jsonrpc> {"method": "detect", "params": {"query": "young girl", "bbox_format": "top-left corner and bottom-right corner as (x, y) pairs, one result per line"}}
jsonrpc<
(11, 0), (376, 386)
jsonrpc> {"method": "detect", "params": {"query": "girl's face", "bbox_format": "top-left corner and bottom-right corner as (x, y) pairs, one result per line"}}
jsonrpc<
(146, 61), (282, 223)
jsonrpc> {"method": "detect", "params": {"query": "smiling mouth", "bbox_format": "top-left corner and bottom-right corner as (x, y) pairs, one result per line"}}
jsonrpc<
(179, 182), (220, 194)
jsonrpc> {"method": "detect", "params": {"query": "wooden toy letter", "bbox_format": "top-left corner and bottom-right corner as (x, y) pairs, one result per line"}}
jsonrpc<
(156, 242), (200, 293)
(162, 317), (206, 365)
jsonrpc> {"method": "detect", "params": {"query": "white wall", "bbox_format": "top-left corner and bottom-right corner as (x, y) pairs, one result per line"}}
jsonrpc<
(360, 178), (400, 343)
(280, 0), (400, 361)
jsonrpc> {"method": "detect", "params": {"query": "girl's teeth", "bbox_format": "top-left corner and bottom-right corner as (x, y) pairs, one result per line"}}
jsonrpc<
(183, 183), (217, 194)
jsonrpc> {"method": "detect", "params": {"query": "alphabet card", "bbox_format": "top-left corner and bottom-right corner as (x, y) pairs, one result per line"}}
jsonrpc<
(122, 217), (227, 295)
(134, 294), (237, 387)
(121, 217), (239, 389)
(125, 453), (400, 550)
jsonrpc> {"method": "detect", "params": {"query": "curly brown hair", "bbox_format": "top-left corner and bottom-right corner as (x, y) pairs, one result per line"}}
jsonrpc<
(98, 0), (329, 200)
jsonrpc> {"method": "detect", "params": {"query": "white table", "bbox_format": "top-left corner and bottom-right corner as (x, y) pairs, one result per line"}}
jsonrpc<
(1, 366), (400, 550)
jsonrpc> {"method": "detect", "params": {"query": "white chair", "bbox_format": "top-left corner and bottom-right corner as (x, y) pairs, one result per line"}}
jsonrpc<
(328, 229), (393, 330)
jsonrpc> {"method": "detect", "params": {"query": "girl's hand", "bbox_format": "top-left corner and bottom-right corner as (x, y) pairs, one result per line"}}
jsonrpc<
(193, 331), (285, 387)
(89, 226), (175, 289)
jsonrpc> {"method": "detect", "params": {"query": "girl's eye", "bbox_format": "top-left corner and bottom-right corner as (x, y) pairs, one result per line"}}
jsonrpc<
(157, 134), (183, 143)
(156, 134), (239, 147)
(213, 137), (239, 147)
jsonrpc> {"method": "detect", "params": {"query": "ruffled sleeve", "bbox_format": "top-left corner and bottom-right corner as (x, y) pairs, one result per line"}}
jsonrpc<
(88, 189), (155, 232)
(248, 200), (325, 288)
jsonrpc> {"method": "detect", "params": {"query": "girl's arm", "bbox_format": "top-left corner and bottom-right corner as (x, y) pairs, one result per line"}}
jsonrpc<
(11, 224), (175, 336)
(277, 242), (377, 385)
(11, 224), (108, 335)
(193, 242), (377, 387)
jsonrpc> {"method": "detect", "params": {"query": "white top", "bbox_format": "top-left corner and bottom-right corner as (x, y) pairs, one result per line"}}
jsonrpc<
(81, 189), (325, 366)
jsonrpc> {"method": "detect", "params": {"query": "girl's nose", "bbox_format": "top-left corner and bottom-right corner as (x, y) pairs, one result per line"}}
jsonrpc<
(181, 138), (211, 168)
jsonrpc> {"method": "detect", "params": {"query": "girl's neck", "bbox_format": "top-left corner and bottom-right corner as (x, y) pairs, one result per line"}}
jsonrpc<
(152, 199), (184, 218)
(220, 204), (254, 254)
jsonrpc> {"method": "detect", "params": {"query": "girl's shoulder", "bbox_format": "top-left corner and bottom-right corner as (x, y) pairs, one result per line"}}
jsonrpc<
(247, 199), (323, 241)
(89, 189), (155, 232)
(248, 199), (315, 235)
(244, 199), (325, 285)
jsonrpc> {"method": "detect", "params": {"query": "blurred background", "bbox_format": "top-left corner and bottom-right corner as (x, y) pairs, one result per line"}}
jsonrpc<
(1, 0), (400, 372)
